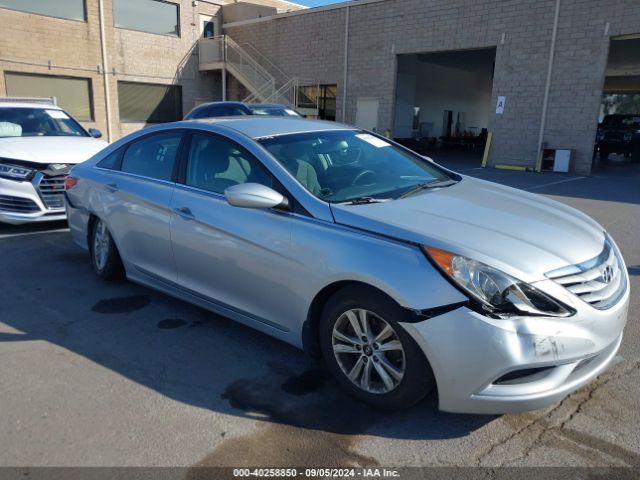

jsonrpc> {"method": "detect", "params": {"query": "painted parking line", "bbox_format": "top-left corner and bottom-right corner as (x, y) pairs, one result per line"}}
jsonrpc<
(0, 228), (69, 240)
(526, 176), (588, 191)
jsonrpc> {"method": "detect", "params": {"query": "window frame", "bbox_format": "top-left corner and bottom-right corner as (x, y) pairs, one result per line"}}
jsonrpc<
(102, 129), (186, 183)
(176, 131), (310, 216)
(4, 71), (95, 122)
(117, 81), (183, 124)
(112, 0), (181, 38)
(0, 0), (86, 22)
(176, 131), (276, 194)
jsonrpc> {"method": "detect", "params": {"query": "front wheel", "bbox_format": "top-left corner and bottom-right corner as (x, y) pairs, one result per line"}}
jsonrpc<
(319, 286), (435, 410)
(90, 218), (124, 281)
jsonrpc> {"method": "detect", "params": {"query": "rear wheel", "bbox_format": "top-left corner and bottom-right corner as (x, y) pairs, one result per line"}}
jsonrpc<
(599, 149), (609, 161)
(319, 286), (435, 410)
(90, 218), (124, 281)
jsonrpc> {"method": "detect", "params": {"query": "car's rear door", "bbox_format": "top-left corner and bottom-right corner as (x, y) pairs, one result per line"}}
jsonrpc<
(169, 131), (294, 331)
(99, 130), (184, 283)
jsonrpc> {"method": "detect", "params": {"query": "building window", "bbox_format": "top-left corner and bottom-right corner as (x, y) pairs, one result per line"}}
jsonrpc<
(202, 20), (215, 38)
(113, 0), (179, 37)
(0, 0), (85, 21)
(4, 72), (93, 121)
(298, 84), (337, 121)
(117, 82), (182, 123)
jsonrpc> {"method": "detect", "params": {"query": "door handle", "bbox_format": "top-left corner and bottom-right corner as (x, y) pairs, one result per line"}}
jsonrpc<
(105, 182), (118, 192)
(173, 206), (195, 220)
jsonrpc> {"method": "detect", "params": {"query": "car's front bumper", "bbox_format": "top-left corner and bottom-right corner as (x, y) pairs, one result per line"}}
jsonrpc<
(401, 288), (629, 414)
(0, 175), (66, 225)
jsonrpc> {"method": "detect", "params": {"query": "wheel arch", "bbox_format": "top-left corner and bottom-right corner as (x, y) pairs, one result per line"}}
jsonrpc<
(302, 280), (415, 358)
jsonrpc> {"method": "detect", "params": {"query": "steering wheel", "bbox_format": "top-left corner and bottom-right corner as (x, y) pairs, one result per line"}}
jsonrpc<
(351, 170), (376, 186)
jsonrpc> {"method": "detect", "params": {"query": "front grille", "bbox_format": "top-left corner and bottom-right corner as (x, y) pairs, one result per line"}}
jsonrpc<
(546, 238), (627, 310)
(37, 175), (66, 210)
(0, 195), (39, 213)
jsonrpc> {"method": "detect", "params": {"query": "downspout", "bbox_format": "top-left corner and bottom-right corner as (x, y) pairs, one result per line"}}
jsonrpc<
(535, 0), (561, 171)
(222, 36), (227, 101)
(341, 5), (350, 122)
(98, 0), (113, 142)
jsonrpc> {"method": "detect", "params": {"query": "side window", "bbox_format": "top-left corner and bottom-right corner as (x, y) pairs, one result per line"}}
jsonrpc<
(185, 134), (272, 194)
(121, 132), (182, 181)
(97, 149), (121, 170)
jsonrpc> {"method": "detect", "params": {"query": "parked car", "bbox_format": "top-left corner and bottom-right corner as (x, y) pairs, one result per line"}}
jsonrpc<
(184, 101), (301, 120)
(0, 99), (107, 224)
(65, 117), (629, 413)
(595, 114), (640, 161)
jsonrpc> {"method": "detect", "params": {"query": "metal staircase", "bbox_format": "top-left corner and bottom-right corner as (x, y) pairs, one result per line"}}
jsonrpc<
(198, 35), (318, 114)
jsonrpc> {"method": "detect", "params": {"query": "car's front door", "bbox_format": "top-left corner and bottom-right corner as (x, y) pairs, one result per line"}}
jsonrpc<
(169, 132), (294, 330)
(103, 130), (183, 283)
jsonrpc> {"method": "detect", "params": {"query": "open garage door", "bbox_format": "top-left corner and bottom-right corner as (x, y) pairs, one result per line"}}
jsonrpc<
(595, 37), (640, 170)
(393, 48), (496, 170)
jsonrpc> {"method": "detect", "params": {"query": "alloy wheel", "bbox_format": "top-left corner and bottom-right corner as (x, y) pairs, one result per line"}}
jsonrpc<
(332, 308), (406, 394)
(93, 220), (110, 271)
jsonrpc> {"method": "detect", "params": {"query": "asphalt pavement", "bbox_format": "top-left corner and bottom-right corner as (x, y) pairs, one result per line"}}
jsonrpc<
(0, 157), (638, 470)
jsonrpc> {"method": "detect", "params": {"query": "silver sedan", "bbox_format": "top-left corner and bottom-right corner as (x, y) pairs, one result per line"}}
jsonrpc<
(65, 118), (629, 413)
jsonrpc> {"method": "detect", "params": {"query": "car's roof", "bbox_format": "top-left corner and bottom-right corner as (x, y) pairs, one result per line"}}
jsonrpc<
(0, 101), (63, 110)
(187, 116), (356, 139)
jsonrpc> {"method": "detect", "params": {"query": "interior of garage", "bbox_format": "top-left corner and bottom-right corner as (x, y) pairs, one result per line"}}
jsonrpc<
(595, 36), (640, 170)
(393, 48), (496, 168)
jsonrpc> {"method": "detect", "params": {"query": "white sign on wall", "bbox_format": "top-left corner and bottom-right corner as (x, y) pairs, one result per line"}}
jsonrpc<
(496, 96), (506, 115)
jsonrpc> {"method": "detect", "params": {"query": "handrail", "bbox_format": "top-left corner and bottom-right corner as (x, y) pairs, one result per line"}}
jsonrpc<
(198, 35), (321, 111)
(244, 80), (277, 104)
(224, 36), (274, 88)
(263, 77), (297, 104)
(240, 42), (290, 83)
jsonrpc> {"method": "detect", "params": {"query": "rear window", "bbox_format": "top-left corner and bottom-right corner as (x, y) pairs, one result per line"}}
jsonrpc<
(190, 105), (248, 119)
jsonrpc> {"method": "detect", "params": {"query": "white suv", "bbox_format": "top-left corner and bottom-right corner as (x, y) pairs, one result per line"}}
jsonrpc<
(0, 99), (107, 224)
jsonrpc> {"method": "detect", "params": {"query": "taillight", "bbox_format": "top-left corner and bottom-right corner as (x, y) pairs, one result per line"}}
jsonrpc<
(64, 175), (78, 190)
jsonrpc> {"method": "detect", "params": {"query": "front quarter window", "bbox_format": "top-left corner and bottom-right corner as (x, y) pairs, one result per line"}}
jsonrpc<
(258, 130), (456, 203)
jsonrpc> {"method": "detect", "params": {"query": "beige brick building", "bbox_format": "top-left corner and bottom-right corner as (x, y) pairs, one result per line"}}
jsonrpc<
(0, 0), (303, 140)
(2, 0), (639, 173)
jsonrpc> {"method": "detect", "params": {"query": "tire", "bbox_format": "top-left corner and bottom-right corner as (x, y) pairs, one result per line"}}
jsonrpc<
(319, 286), (435, 410)
(89, 218), (124, 281)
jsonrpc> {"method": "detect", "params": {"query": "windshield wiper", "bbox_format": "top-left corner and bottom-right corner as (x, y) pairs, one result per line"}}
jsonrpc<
(399, 179), (459, 199)
(342, 196), (386, 205)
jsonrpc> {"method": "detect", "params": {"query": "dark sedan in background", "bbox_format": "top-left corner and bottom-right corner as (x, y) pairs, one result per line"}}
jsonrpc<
(184, 101), (301, 120)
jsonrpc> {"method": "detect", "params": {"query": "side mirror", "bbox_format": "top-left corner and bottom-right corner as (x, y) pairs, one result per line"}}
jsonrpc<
(88, 128), (103, 138)
(224, 183), (290, 210)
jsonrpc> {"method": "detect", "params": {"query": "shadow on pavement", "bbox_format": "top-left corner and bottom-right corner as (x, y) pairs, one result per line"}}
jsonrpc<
(0, 227), (495, 452)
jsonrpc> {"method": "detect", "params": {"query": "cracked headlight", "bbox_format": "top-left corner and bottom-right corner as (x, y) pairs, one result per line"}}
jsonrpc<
(0, 161), (34, 181)
(423, 246), (574, 318)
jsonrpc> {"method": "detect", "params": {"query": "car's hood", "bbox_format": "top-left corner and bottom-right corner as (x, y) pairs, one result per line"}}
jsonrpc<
(330, 176), (605, 282)
(0, 137), (108, 165)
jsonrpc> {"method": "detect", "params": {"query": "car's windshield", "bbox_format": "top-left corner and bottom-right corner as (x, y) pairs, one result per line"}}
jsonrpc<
(0, 107), (88, 138)
(258, 130), (456, 203)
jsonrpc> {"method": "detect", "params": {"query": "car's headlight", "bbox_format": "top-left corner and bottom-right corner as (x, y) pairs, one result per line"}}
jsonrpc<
(0, 162), (35, 181)
(423, 246), (574, 318)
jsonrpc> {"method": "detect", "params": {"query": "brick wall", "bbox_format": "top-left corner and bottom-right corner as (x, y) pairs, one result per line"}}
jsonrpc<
(226, 0), (640, 174)
(0, 0), (299, 140)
